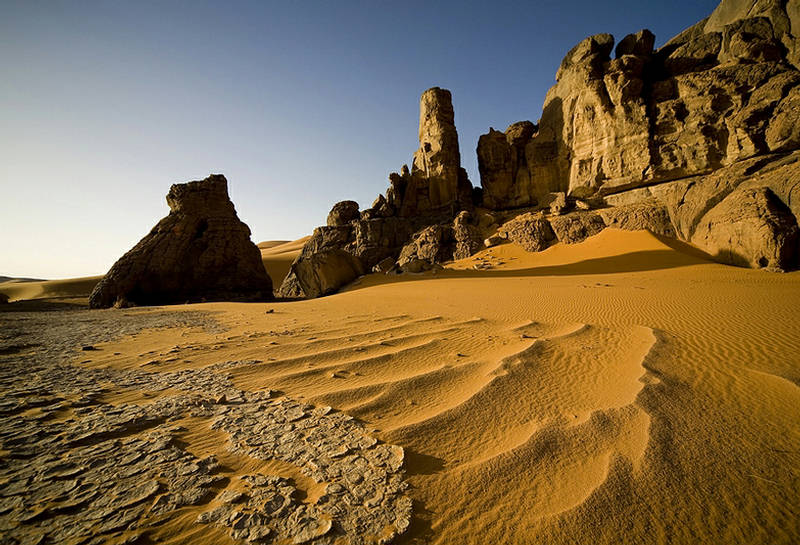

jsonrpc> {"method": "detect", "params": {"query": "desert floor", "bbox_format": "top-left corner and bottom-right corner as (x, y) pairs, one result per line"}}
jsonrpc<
(1, 228), (799, 544)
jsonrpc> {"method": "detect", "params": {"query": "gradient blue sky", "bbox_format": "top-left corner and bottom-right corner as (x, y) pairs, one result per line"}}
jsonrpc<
(1, 0), (719, 278)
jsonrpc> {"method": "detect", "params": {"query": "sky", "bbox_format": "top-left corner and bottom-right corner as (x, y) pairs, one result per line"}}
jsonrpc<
(0, 0), (720, 279)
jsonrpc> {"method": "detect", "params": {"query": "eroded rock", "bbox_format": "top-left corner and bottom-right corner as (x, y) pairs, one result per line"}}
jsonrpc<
(89, 175), (271, 308)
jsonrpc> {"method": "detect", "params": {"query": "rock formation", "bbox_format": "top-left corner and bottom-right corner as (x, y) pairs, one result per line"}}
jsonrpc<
(475, 0), (800, 271)
(281, 0), (800, 299)
(90, 175), (272, 308)
(278, 88), (478, 298)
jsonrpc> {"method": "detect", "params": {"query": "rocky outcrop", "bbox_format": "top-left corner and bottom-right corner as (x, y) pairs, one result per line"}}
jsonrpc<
(702, 0), (800, 69)
(89, 175), (271, 308)
(280, 1), (799, 287)
(475, 0), (800, 271)
(478, 0), (799, 205)
(279, 88), (479, 297)
(477, 121), (537, 209)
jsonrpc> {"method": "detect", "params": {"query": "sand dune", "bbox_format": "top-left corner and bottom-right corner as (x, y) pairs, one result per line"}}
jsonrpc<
(257, 240), (291, 249)
(64, 228), (800, 544)
(0, 275), (101, 302)
(259, 236), (310, 286)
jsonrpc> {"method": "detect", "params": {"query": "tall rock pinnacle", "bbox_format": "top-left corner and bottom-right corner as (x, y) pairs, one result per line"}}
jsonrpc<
(397, 87), (471, 216)
(411, 87), (462, 207)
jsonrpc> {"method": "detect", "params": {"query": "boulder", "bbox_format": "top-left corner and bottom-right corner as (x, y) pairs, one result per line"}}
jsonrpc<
(497, 213), (556, 252)
(372, 257), (395, 274)
(484, 234), (506, 248)
(327, 201), (360, 226)
(452, 211), (484, 259)
(0, 293), (8, 304)
(89, 175), (272, 308)
(597, 201), (677, 237)
(279, 249), (365, 298)
(691, 186), (799, 270)
(548, 192), (567, 215)
(549, 213), (607, 244)
(397, 225), (453, 267)
(399, 258), (438, 274)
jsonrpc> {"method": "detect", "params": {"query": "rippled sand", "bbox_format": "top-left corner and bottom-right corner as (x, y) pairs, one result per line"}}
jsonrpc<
(2, 228), (799, 544)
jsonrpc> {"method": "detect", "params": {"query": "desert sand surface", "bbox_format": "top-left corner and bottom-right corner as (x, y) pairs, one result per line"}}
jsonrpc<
(3, 228), (798, 544)
(259, 237), (310, 288)
(0, 275), (101, 302)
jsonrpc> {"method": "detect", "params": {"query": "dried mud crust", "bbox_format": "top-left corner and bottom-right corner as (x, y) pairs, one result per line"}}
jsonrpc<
(0, 309), (411, 545)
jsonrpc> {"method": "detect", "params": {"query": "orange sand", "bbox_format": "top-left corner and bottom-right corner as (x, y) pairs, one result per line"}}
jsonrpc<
(71, 228), (800, 544)
(259, 236), (310, 287)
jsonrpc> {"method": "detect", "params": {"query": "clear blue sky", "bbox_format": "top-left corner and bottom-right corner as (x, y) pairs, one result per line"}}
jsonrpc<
(0, 0), (719, 278)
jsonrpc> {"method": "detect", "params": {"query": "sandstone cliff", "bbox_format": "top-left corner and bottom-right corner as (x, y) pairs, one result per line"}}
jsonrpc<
(282, 0), (800, 299)
(476, 0), (800, 271)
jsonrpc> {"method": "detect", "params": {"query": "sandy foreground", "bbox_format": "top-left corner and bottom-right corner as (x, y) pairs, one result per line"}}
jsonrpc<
(1, 229), (799, 544)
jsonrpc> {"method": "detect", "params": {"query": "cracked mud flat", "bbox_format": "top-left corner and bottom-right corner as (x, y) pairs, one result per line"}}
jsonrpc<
(0, 308), (411, 545)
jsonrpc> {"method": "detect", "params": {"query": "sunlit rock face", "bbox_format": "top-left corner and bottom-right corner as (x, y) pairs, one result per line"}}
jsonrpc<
(90, 174), (272, 308)
(478, 0), (800, 208)
(474, 0), (800, 271)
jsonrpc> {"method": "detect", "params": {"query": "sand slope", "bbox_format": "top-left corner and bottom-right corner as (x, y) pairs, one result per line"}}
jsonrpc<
(73, 229), (800, 544)
(259, 236), (309, 287)
(0, 275), (101, 302)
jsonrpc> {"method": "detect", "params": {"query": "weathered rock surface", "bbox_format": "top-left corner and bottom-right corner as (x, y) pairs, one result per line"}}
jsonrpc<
(474, 0), (800, 271)
(327, 200), (360, 227)
(691, 186), (799, 270)
(90, 175), (271, 308)
(279, 88), (479, 297)
(397, 225), (453, 268)
(452, 210), (485, 259)
(405, 87), (473, 216)
(477, 121), (537, 209)
(280, 249), (364, 299)
(549, 212), (607, 244)
(496, 213), (556, 252)
(597, 201), (677, 238)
